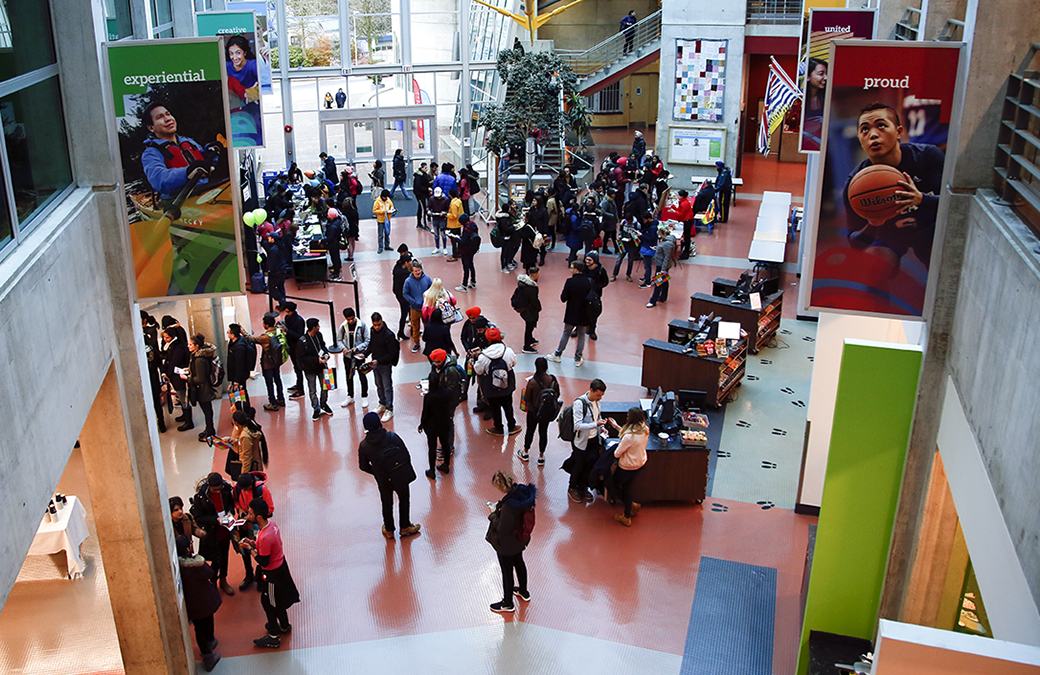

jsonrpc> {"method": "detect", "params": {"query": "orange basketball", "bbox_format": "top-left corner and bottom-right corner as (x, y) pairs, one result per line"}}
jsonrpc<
(847, 164), (906, 223)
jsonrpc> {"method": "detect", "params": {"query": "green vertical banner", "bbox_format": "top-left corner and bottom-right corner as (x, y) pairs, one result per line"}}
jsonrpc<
(797, 339), (922, 674)
(107, 39), (243, 300)
(197, 11), (265, 148)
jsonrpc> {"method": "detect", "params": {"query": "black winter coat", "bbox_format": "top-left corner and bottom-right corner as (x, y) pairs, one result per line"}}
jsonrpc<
(190, 480), (234, 560)
(366, 325), (400, 366)
(420, 383), (454, 435)
(179, 556), (222, 621)
(392, 257), (412, 299)
(297, 331), (329, 374)
(283, 312), (305, 350)
(393, 155), (407, 181)
(517, 223), (539, 267)
(422, 320), (457, 357)
(358, 428), (416, 490)
(188, 345), (217, 404)
(584, 264), (610, 297)
(512, 277), (541, 323)
(560, 273), (593, 327)
(413, 171), (431, 199)
(163, 338), (190, 391)
(487, 483), (537, 556)
(227, 337), (253, 385)
(625, 189), (650, 220)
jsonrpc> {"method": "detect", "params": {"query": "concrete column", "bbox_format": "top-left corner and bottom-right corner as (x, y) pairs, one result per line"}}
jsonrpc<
(80, 363), (192, 675)
(878, 2), (1040, 623)
(921, 0), (966, 40)
(171, 0), (196, 38)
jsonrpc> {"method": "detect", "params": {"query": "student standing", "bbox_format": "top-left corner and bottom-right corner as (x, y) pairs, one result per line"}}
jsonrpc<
(239, 499), (300, 649)
(358, 412), (421, 539)
(511, 267), (542, 354)
(612, 406), (649, 526)
(372, 189), (395, 254)
(518, 357), (559, 465)
(365, 312), (400, 422)
(486, 471), (536, 613)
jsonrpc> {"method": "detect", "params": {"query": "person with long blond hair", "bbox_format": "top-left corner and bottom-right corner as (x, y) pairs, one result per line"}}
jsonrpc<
(485, 471), (536, 613)
(421, 277), (458, 324)
(612, 406), (649, 527)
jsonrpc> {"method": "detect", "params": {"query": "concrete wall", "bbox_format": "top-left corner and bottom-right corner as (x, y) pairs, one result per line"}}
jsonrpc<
(946, 190), (1040, 616)
(657, 1), (745, 186)
(0, 190), (115, 605)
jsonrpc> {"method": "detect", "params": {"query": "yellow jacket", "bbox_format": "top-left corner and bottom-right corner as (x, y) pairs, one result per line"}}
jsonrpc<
(447, 198), (464, 230)
(373, 197), (395, 223)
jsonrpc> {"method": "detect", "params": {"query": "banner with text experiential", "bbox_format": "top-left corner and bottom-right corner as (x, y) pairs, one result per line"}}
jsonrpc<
(197, 11), (265, 148)
(797, 9), (876, 152)
(107, 39), (243, 301)
(804, 42), (963, 318)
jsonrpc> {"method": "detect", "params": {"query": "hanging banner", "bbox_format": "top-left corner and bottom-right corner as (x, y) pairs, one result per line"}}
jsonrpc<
(197, 11), (265, 148)
(796, 9), (877, 152)
(226, 1), (273, 94)
(804, 41), (964, 318)
(107, 39), (244, 301)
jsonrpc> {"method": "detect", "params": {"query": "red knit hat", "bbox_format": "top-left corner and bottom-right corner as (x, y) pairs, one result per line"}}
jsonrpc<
(465, 306), (481, 318)
(430, 349), (447, 362)
(485, 327), (502, 342)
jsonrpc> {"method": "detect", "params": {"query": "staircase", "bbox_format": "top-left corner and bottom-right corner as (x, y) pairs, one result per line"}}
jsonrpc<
(558, 10), (662, 97)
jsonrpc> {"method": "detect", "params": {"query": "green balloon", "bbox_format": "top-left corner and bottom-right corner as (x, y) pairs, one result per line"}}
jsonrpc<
(243, 212), (255, 227)
(256, 253), (263, 263)
(253, 208), (267, 223)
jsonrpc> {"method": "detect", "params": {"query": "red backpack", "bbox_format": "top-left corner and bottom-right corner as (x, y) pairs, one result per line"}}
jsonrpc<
(515, 506), (536, 545)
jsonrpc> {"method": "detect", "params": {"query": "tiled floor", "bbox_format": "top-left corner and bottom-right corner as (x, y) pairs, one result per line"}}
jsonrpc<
(0, 148), (817, 675)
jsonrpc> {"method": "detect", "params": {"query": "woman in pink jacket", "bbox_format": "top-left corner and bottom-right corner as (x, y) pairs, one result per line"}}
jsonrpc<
(612, 407), (649, 527)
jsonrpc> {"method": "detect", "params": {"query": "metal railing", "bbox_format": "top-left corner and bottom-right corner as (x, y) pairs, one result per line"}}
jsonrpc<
(557, 10), (661, 78)
(893, 7), (921, 40)
(994, 44), (1040, 237)
(746, 0), (802, 24)
(936, 18), (964, 41)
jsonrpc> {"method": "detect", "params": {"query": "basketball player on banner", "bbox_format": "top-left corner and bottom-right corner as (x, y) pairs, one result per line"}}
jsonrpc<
(843, 102), (944, 273)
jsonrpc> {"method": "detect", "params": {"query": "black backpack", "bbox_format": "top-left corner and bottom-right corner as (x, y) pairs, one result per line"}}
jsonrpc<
(241, 336), (258, 373)
(510, 286), (526, 313)
(378, 433), (412, 476)
(481, 355), (515, 394)
(534, 375), (561, 423)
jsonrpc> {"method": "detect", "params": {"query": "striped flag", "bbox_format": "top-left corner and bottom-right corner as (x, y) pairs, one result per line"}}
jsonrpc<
(701, 196), (717, 224)
(758, 56), (802, 155)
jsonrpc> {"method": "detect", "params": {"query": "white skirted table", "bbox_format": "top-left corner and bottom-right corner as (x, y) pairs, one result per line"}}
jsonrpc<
(29, 496), (89, 578)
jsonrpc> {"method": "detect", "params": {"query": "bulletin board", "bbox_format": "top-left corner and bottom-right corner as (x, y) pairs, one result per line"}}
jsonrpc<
(667, 126), (726, 166)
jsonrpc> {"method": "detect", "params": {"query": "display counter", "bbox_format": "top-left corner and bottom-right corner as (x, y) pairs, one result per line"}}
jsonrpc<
(641, 335), (746, 408)
(599, 402), (709, 503)
(689, 289), (783, 353)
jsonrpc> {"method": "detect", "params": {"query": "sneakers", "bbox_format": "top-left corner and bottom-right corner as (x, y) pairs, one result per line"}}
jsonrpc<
(522, 347), (538, 354)
(626, 275), (633, 282)
(489, 601), (516, 614)
(501, 267), (511, 274)
(537, 454), (545, 466)
(376, 404), (387, 414)
(279, 623), (292, 634)
(631, 502), (642, 517)
(455, 285), (468, 293)
(638, 283), (650, 289)
(583, 490), (594, 502)
(253, 634), (281, 649)
(516, 449), (530, 462)
(411, 344), (420, 353)
(330, 276), (342, 282)
(400, 523), (421, 537)
(341, 396), (353, 408)
(263, 402), (279, 411)
(468, 282), (477, 289)
(512, 587), (531, 602)
(568, 488), (583, 503)
(312, 409), (322, 421)
(382, 526), (394, 540)
(614, 514), (633, 527)
(276, 399), (286, 407)
(485, 427), (505, 436)
(239, 575), (254, 591)
(321, 404), (334, 416)
(508, 426), (522, 435)
(588, 331), (598, 340)
(202, 652), (221, 671)
(381, 409), (394, 422)
(574, 357), (584, 367)
(610, 275), (617, 282)
(362, 397), (370, 408)
(425, 469), (436, 480)
(646, 302), (656, 308)
(288, 390), (305, 399)
(431, 248), (441, 255)
(546, 353), (562, 363)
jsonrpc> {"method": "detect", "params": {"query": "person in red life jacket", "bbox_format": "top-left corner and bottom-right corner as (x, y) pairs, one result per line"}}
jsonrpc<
(239, 498), (300, 649)
(233, 472), (274, 591)
(141, 102), (220, 200)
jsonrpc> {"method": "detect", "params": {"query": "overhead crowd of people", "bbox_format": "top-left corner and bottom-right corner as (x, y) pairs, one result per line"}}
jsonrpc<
(149, 130), (735, 664)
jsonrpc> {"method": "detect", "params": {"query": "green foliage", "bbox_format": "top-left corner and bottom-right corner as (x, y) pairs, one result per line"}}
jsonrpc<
(478, 48), (579, 153)
(565, 93), (593, 149)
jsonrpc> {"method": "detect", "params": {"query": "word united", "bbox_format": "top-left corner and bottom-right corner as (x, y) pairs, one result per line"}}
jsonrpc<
(863, 76), (910, 90)
(123, 69), (208, 87)
(824, 26), (851, 33)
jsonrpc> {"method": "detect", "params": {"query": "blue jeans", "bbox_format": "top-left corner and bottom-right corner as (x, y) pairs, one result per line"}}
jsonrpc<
(642, 254), (653, 284)
(378, 218), (391, 251)
(262, 368), (284, 404)
(432, 220), (447, 249)
(554, 322), (586, 360)
(373, 364), (394, 410)
(649, 266), (670, 304)
(390, 180), (410, 199)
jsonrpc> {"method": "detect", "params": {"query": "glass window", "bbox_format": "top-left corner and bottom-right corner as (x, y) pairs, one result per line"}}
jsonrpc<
(150, 0), (172, 26)
(104, 0), (132, 40)
(1, 75), (72, 228)
(0, 0), (57, 81)
(0, 171), (12, 250)
(410, 12), (457, 65)
(287, 0), (340, 68)
(348, 0), (397, 66)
